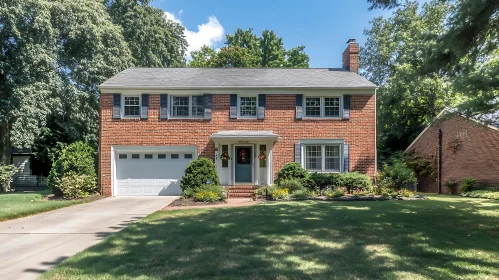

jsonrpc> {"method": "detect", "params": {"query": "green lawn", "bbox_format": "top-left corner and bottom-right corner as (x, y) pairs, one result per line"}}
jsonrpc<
(0, 191), (84, 221)
(42, 195), (499, 280)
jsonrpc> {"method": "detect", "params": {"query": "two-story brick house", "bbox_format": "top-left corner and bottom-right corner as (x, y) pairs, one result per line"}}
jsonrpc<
(98, 39), (377, 196)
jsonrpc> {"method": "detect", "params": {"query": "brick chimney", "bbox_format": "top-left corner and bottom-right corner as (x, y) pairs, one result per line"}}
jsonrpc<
(342, 38), (359, 73)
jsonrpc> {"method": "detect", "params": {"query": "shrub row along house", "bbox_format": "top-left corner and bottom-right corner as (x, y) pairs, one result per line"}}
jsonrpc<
(98, 39), (377, 196)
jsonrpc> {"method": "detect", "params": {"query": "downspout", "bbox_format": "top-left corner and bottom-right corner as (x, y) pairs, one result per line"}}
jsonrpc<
(437, 129), (442, 194)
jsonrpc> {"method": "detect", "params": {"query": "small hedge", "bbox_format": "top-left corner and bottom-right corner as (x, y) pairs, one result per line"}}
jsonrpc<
(182, 184), (226, 202)
(58, 174), (98, 199)
(291, 189), (309, 200)
(460, 177), (475, 193)
(47, 141), (97, 197)
(338, 172), (372, 192)
(180, 158), (220, 191)
(278, 179), (304, 193)
(275, 162), (308, 184)
(461, 190), (499, 200)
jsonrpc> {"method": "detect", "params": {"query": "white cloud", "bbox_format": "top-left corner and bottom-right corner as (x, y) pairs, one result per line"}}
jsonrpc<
(164, 11), (225, 58)
(178, 9), (183, 15)
(184, 16), (224, 55)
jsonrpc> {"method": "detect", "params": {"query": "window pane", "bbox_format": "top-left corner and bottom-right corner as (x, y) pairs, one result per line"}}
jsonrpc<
(305, 97), (321, 117)
(158, 154), (166, 159)
(145, 154), (153, 159)
(305, 145), (322, 170)
(124, 96), (140, 116)
(192, 106), (205, 117)
(118, 154), (127, 159)
(172, 97), (189, 117)
(171, 154), (179, 159)
(325, 145), (340, 171)
(325, 97), (340, 117)
(131, 154), (140, 159)
(239, 96), (257, 117)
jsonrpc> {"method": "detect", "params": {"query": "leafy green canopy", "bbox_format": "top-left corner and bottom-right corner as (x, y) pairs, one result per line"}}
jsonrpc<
(189, 28), (310, 68)
(368, 0), (499, 121)
(360, 1), (460, 159)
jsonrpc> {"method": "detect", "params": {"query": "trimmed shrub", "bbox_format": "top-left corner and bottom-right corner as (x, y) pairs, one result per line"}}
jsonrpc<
(377, 157), (417, 191)
(338, 172), (372, 192)
(58, 174), (98, 199)
(180, 158), (220, 191)
(461, 190), (499, 200)
(275, 162), (308, 184)
(47, 142), (97, 196)
(309, 172), (329, 188)
(300, 177), (316, 190)
(278, 179), (304, 193)
(445, 180), (458, 195)
(325, 188), (345, 198)
(0, 164), (17, 185)
(399, 189), (413, 197)
(460, 177), (475, 193)
(195, 191), (221, 202)
(291, 189), (309, 200)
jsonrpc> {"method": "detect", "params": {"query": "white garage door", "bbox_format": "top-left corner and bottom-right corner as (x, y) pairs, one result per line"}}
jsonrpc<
(115, 150), (195, 196)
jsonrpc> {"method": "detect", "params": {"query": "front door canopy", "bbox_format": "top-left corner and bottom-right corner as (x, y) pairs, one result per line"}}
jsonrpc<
(210, 130), (279, 141)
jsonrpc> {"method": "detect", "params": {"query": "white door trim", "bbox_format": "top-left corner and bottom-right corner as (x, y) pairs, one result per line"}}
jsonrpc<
(233, 144), (255, 185)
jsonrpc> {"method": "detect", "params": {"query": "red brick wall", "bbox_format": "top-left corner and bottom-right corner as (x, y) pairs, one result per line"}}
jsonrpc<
(407, 115), (499, 193)
(99, 94), (376, 196)
(342, 43), (359, 73)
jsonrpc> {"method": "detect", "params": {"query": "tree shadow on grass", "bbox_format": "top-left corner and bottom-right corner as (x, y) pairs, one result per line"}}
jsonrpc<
(41, 199), (499, 280)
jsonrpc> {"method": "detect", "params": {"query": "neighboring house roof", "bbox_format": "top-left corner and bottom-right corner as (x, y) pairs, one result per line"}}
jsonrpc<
(99, 68), (377, 90)
(12, 148), (32, 155)
(404, 108), (499, 153)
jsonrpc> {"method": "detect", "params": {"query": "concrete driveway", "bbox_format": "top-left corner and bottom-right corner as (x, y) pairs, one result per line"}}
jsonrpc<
(0, 196), (176, 280)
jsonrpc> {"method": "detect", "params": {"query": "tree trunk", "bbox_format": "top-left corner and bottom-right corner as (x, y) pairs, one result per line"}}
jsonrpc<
(0, 119), (12, 192)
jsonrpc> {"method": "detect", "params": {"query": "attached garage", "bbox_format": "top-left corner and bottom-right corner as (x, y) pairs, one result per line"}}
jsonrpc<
(112, 146), (197, 196)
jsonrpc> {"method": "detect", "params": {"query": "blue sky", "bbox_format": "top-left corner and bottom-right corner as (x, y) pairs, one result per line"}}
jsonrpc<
(153, 0), (392, 68)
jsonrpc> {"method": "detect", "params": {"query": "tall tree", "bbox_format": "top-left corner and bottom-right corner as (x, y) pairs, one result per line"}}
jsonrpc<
(361, 1), (459, 159)
(368, 0), (499, 119)
(189, 28), (310, 68)
(0, 0), (132, 191)
(105, 0), (188, 67)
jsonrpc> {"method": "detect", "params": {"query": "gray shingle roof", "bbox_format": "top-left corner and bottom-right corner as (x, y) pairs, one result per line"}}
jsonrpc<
(99, 68), (377, 89)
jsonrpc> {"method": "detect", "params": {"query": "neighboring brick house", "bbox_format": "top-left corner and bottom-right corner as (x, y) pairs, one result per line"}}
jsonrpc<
(98, 39), (377, 197)
(405, 109), (499, 193)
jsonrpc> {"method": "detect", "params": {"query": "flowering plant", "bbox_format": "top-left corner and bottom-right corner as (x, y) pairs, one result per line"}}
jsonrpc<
(239, 149), (247, 161)
(258, 151), (266, 160)
(220, 151), (230, 160)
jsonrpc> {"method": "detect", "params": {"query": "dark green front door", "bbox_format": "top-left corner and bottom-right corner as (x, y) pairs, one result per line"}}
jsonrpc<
(235, 146), (252, 183)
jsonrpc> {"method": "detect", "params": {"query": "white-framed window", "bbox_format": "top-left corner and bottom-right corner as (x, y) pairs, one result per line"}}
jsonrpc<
(123, 96), (140, 117)
(304, 96), (341, 118)
(238, 95), (258, 118)
(304, 144), (341, 172)
(171, 96), (204, 118)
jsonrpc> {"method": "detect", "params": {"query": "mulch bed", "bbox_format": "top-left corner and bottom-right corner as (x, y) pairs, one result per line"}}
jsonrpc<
(167, 198), (227, 207)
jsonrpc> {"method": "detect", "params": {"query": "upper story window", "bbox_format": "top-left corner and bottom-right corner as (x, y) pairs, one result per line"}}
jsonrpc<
(238, 96), (257, 118)
(124, 96), (140, 117)
(304, 96), (341, 118)
(304, 144), (341, 172)
(171, 96), (204, 118)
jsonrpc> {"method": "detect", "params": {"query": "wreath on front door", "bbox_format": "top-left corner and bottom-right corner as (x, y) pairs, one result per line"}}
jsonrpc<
(258, 151), (266, 160)
(239, 149), (247, 161)
(220, 151), (230, 160)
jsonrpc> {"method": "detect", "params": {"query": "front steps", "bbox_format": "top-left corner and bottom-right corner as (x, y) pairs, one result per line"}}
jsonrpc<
(224, 185), (260, 198)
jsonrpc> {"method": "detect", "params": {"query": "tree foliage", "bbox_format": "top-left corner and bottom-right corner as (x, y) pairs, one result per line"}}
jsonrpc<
(361, 1), (460, 159)
(368, 0), (499, 121)
(189, 28), (310, 68)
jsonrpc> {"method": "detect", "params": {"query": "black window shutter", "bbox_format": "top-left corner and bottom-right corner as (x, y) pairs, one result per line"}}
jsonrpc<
(141, 94), (149, 119)
(160, 94), (169, 119)
(203, 93), (212, 120)
(295, 94), (303, 120)
(343, 95), (351, 120)
(229, 94), (237, 119)
(294, 143), (301, 163)
(113, 94), (121, 119)
(257, 94), (266, 120)
(343, 143), (350, 172)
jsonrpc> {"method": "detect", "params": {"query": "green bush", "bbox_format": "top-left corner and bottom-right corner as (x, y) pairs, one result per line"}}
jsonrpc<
(460, 177), (475, 193)
(58, 174), (98, 199)
(0, 164), (17, 186)
(377, 157), (417, 191)
(338, 172), (372, 192)
(324, 188), (345, 198)
(278, 179), (304, 193)
(182, 184), (226, 201)
(195, 191), (221, 202)
(445, 180), (458, 195)
(299, 177), (316, 190)
(399, 189), (413, 198)
(275, 162), (308, 184)
(461, 190), (499, 200)
(180, 158), (220, 191)
(291, 189), (309, 200)
(47, 142), (97, 196)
